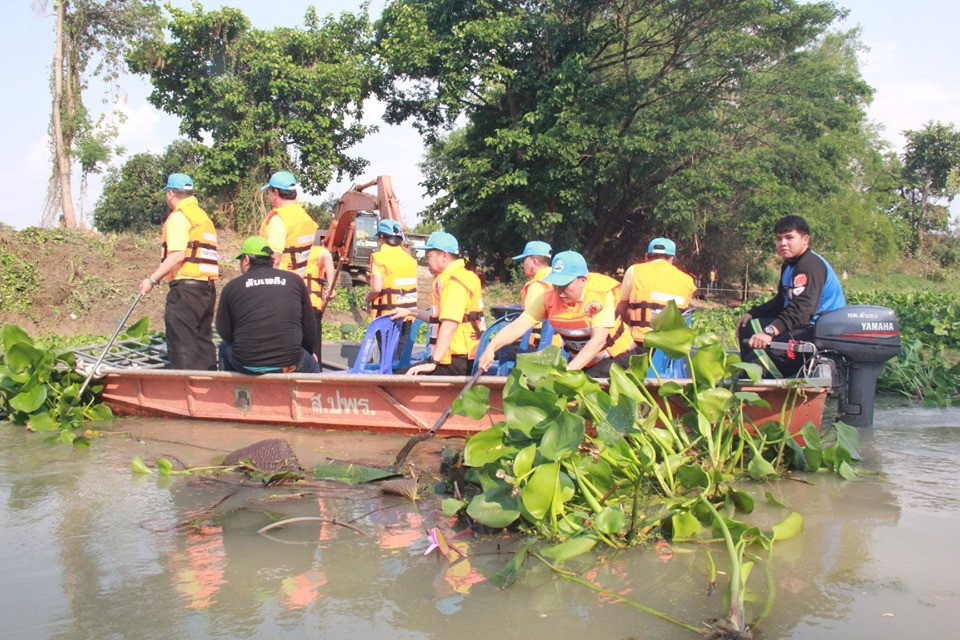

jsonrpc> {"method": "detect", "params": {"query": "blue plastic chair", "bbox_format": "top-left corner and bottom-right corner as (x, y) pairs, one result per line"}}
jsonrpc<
(350, 316), (402, 374)
(395, 318), (430, 369)
(472, 312), (521, 374)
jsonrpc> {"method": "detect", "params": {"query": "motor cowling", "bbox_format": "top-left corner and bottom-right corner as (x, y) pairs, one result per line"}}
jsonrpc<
(812, 305), (901, 428)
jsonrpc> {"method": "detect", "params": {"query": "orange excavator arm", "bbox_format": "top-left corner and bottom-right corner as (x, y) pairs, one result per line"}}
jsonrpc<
(323, 175), (403, 265)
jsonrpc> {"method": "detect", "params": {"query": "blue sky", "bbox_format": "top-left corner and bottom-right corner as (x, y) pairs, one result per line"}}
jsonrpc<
(1, 0), (958, 230)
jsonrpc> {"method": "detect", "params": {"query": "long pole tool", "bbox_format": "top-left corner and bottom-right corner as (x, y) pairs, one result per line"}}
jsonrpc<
(77, 291), (143, 398)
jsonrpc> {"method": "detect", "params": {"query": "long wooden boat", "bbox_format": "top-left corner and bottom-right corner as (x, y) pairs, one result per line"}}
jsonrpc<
(97, 368), (830, 437)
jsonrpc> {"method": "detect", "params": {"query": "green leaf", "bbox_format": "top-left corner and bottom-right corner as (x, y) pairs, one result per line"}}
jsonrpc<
(671, 511), (704, 540)
(799, 422), (821, 449)
(131, 456), (153, 474)
(312, 463), (396, 484)
(156, 458), (173, 476)
(27, 411), (56, 432)
(442, 498), (467, 516)
(463, 425), (517, 467)
(502, 388), (559, 436)
(676, 463), (710, 490)
(10, 385), (47, 413)
(521, 462), (561, 520)
(729, 362), (763, 384)
(539, 412), (585, 461)
(833, 421), (862, 461)
(730, 489), (755, 514)
(765, 491), (788, 508)
(837, 460), (858, 480)
(1, 324), (33, 353)
(513, 443), (537, 478)
(452, 384), (490, 420)
(5, 343), (43, 372)
(608, 364), (643, 404)
(644, 302), (694, 360)
(733, 391), (770, 408)
(123, 316), (150, 338)
(771, 512), (804, 541)
(658, 381), (686, 397)
(467, 486), (521, 528)
(595, 507), (626, 534)
(85, 404), (114, 421)
(748, 455), (778, 481)
(695, 387), (734, 423)
(691, 342), (726, 387)
(541, 535), (597, 562)
(514, 346), (567, 383)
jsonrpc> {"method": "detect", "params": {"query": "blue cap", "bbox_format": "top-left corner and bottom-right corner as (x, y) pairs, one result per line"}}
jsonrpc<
(413, 231), (459, 254)
(377, 219), (403, 236)
(260, 171), (298, 191)
(511, 240), (552, 261)
(163, 173), (194, 192)
(647, 237), (676, 256)
(542, 250), (589, 286)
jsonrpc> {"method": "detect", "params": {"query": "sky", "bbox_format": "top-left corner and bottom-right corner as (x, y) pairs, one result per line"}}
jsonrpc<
(1, 0), (958, 231)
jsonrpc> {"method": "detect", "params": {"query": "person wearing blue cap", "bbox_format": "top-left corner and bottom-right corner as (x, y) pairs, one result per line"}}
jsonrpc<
(478, 250), (635, 377)
(393, 231), (484, 375)
(364, 219), (418, 357)
(510, 240), (554, 351)
(139, 173), (219, 370)
(258, 171), (319, 275)
(616, 237), (696, 352)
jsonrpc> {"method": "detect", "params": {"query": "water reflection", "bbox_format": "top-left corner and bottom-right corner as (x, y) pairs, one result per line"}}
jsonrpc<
(0, 410), (959, 639)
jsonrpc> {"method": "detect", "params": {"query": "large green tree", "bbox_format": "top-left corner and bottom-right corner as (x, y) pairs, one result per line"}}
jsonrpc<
(129, 4), (377, 230)
(375, 0), (887, 275)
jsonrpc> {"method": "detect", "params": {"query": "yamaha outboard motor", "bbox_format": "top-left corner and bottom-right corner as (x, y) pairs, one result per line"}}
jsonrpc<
(812, 305), (901, 428)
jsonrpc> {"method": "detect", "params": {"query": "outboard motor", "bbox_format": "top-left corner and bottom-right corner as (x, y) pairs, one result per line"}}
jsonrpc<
(812, 305), (901, 428)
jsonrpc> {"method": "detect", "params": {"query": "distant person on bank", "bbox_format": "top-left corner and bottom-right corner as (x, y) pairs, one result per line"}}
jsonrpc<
(216, 237), (320, 375)
(735, 215), (846, 377)
(139, 173), (219, 370)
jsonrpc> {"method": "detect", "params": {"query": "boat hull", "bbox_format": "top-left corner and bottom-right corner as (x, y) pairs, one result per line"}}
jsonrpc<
(100, 370), (829, 436)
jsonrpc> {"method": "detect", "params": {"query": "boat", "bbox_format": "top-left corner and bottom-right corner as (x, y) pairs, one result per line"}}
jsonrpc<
(70, 336), (832, 437)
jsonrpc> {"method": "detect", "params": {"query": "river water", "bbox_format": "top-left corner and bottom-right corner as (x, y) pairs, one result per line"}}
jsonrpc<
(1, 407), (958, 639)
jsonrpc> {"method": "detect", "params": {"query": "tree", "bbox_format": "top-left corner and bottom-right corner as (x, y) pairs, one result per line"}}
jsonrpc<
(375, 0), (884, 273)
(129, 5), (378, 230)
(36, 0), (163, 229)
(897, 121), (960, 257)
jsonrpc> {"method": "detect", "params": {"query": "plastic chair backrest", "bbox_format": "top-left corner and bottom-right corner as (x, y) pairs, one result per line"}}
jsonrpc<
(519, 319), (556, 354)
(396, 318), (430, 369)
(350, 316), (402, 374)
(472, 312), (520, 374)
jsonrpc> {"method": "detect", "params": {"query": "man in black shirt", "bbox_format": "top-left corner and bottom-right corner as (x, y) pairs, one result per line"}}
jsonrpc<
(216, 236), (320, 374)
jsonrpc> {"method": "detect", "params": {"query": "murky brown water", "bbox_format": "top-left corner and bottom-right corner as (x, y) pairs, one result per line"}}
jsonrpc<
(1, 408), (958, 639)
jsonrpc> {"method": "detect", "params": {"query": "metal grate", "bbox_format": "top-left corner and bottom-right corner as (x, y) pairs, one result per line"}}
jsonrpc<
(68, 336), (169, 376)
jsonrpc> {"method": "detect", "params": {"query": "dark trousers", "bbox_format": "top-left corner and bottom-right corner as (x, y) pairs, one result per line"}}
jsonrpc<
(738, 318), (814, 378)
(313, 309), (324, 366)
(164, 280), (216, 370)
(398, 354), (471, 376)
(218, 341), (321, 375)
(582, 350), (634, 378)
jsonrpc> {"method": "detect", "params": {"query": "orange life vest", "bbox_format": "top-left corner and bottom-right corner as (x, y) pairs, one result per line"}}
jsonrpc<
(160, 197), (219, 281)
(542, 273), (634, 366)
(625, 259), (696, 342)
(369, 244), (418, 319)
(429, 259), (485, 364)
(303, 243), (333, 311)
(258, 202), (319, 275)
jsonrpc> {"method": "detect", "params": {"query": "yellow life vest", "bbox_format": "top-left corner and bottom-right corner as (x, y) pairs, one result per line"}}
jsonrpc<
(429, 259), (485, 364)
(369, 244), (418, 319)
(303, 244), (333, 311)
(626, 259), (696, 342)
(542, 273), (634, 365)
(258, 202), (319, 275)
(161, 197), (219, 281)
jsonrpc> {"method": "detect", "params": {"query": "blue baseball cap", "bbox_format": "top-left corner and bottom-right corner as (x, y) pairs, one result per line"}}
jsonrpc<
(647, 237), (676, 256)
(542, 250), (589, 286)
(511, 240), (552, 261)
(377, 219), (404, 236)
(413, 231), (459, 255)
(162, 173), (194, 192)
(260, 171), (298, 191)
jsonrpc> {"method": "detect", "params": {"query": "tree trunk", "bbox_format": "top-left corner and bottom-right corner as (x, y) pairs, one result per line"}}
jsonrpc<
(916, 173), (932, 257)
(51, 0), (78, 229)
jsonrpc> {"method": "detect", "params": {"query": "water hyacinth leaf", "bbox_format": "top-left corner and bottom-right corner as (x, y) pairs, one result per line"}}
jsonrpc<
(734, 391), (770, 408)
(131, 455), (153, 474)
(5, 343), (44, 372)
(513, 443), (537, 478)
(494, 542), (530, 588)
(540, 536), (597, 562)
(608, 365), (643, 404)
(10, 385), (47, 414)
(514, 346), (567, 383)
(521, 462), (561, 519)
(156, 458), (173, 476)
(27, 411), (56, 432)
(442, 498), (467, 516)
(464, 425), (518, 467)
(799, 422), (821, 449)
(729, 362), (763, 384)
(748, 455), (777, 481)
(85, 404), (113, 421)
(658, 381), (685, 397)
(627, 352), (651, 381)
(837, 460), (858, 480)
(644, 301), (694, 360)
(467, 486), (521, 528)
(691, 342), (726, 387)
(676, 463), (710, 490)
(452, 385), (491, 420)
(503, 388), (558, 436)
(551, 370), (601, 397)
(595, 507), (626, 534)
(671, 511), (703, 540)
(312, 463), (396, 484)
(771, 512), (804, 541)
(730, 489), (755, 514)
(765, 492), (788, 508)
(833, 421), (862, 461)
(539, 412), (585, 461)
(1, 324), (33, 353)
(123, 316), (150, 339)
(696, 387), (734, 423)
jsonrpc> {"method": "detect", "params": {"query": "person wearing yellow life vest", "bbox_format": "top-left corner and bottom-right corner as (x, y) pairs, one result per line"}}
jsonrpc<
(616, 237), (697, 353)
(502, 240), (554, 356)
(257, 171), (319, 275)
(302, 229), (336, 365)
(139, 173), (219, 370)
(478, 251), (635, 377)
(364, 219), (418, 358)
(392, 231), (484, 376)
